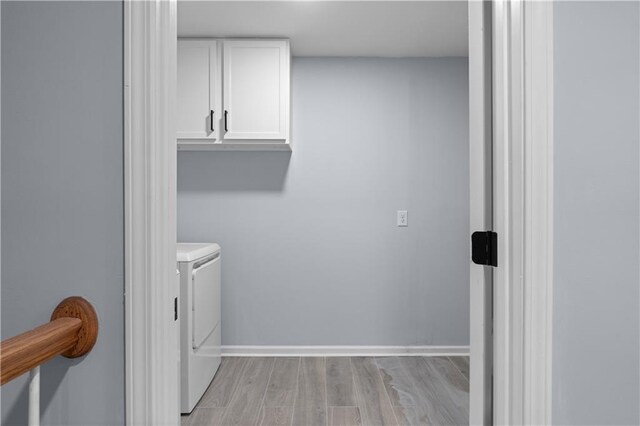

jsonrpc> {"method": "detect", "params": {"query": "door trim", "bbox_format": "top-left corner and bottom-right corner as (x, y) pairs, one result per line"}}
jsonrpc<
(522, 2), (554, 423)
(492, 1), (554, 424)
(124, 0), (178, 424)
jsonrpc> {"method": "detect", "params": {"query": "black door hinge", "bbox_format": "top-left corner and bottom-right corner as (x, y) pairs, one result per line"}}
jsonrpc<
(472, 231), (498, 267)
(174, 297), (178, 321)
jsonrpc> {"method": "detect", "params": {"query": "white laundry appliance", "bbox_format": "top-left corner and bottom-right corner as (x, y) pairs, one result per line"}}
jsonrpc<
(177, 243), (222, 413)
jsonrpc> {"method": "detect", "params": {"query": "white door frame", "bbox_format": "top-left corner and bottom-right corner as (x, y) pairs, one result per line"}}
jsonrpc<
(124, 0), (178, 425)
(124, 1), (554, 424)
(490, 1), (554, 424)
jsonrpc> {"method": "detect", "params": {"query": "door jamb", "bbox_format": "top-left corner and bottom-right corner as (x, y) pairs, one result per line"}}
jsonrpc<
(468, 1), (494, 424)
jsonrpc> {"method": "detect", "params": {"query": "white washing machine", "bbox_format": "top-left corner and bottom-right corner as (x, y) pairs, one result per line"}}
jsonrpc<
(177, 243), (222, 414)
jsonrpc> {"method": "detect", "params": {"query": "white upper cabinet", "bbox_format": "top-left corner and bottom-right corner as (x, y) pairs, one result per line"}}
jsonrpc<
(177, 40), (221, 141)
(222, 40), (290, 142)
(177, 39), (290, 150)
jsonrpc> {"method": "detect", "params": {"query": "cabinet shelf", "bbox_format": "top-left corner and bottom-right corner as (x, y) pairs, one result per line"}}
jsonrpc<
(177, 141), (291, 152)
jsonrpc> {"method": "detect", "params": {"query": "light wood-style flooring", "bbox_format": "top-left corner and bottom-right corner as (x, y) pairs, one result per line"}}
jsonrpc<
(182, 356), (469, 426)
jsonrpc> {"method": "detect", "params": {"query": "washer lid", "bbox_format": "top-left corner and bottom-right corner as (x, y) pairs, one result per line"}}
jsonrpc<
(177, 243), (221, 262)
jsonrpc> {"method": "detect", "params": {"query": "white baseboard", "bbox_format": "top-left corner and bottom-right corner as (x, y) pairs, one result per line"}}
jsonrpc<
(221, 345), (470, 357)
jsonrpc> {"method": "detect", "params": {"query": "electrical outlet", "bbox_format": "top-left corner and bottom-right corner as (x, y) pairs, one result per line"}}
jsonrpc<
(397, 210), (408, 227)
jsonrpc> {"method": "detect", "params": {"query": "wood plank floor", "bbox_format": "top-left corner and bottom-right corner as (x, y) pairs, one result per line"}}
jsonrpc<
(182, 356), (469, 426)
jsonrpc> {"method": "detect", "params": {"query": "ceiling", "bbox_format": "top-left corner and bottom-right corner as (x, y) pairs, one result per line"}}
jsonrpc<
(177, 1), (468, 57)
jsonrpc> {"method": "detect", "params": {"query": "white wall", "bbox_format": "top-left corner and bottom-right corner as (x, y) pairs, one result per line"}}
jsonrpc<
(553, 2), (640, 424)
(178, 57), (469, 347)
(1, 2), (124, 425)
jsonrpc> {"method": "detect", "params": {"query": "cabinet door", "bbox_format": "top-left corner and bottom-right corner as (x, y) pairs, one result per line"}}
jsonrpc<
(223, 40), (289, 141)
(177, 40), (220, 140)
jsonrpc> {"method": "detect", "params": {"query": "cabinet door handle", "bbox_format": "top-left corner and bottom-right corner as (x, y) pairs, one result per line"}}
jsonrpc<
(224, 110), (228, 132)
(210, 110), (214, 133)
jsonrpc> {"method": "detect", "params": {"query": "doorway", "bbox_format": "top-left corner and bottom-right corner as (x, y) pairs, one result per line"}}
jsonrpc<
(124, 1), (554, 425)
(176, 2), (478, 425)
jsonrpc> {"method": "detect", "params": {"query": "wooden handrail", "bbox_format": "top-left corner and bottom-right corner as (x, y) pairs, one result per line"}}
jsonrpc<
(0, 297), (98, 385)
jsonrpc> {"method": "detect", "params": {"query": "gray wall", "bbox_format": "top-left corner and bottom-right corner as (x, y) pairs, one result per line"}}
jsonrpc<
(1, 2), (124, 425)
(178, 57), (469, 346)
(554, 2), (640, 424)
